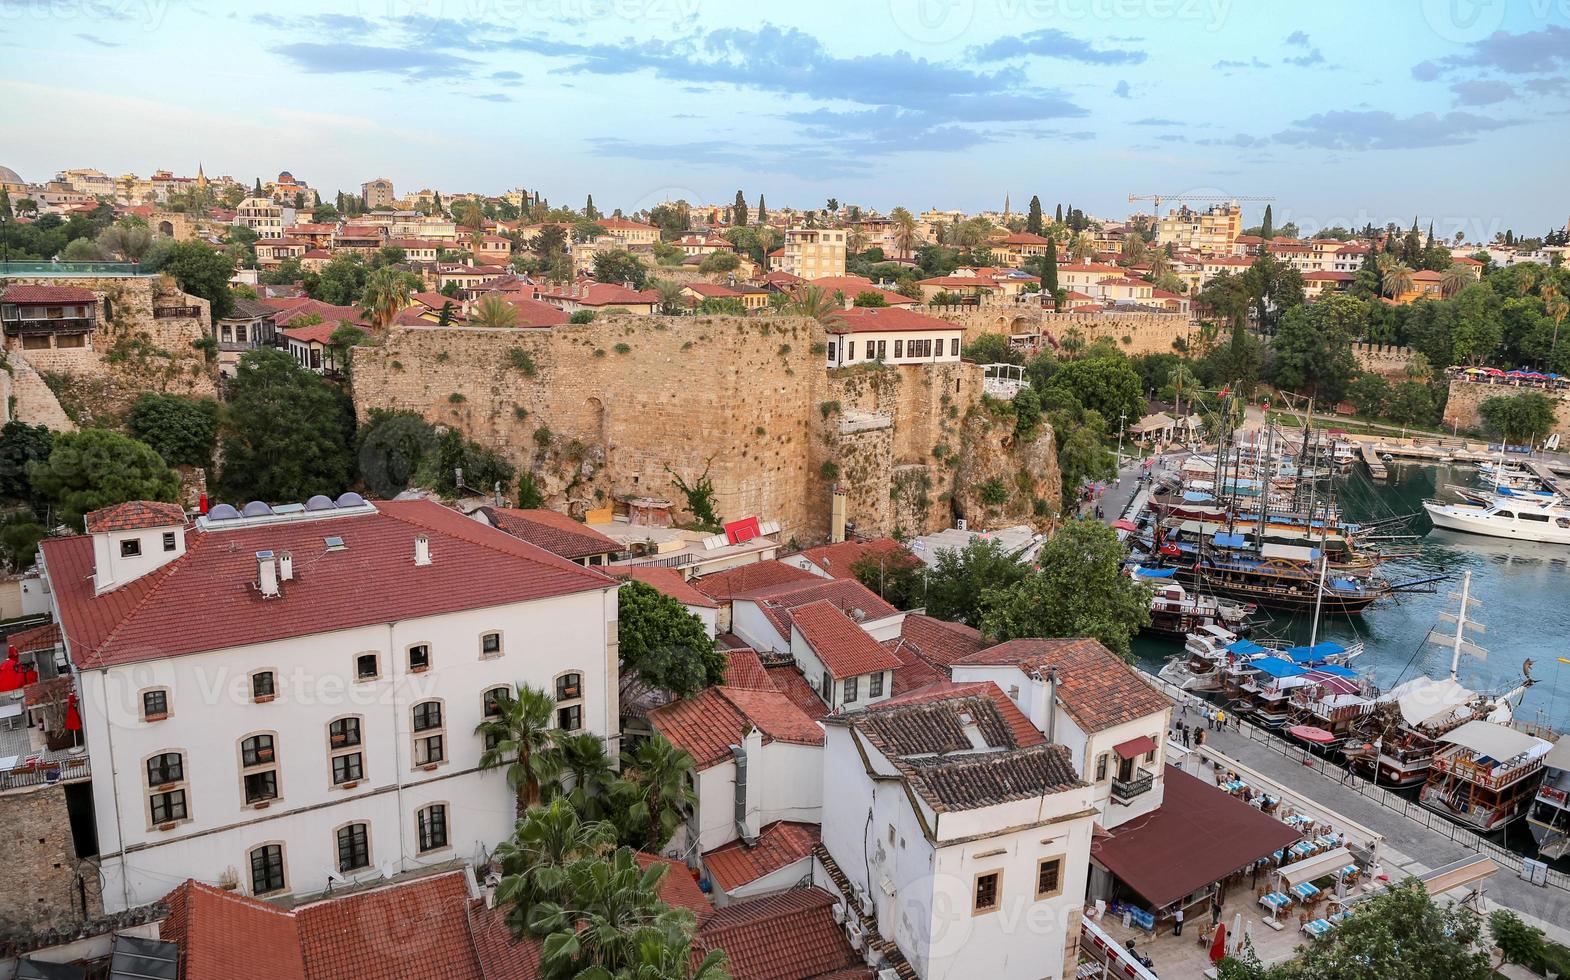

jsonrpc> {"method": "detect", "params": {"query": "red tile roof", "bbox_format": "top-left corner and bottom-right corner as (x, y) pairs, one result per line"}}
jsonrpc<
(954, 637), (1172, 733)
(475, 507), (619, 560)
(618, 566), (719, 608)
(1, 285), (97, 303)
(636, 852), (714, 918)
(733, 578), (900, 645)
(282, 321), (347, 345)
(721, 647), (775, 689)
(692, 887), (868, 980)
(790, 600), (903, 678)
(465, 900), (543, 980)
(649, 685), (823, 770)
(703, 821), (820, 892)
(83, 500), (185, 533)
(806, 276), (914, 307)
(876, 680), (1045, 749)
(827, 305), (949, 335)
(44, 499), (615, 669)
(764, 665), (828, 719)
(9, 621), (60, 655)
(795, 538), (915, 580)
(1000, 231), (1052, 245)
(295, 871), (483, 980)
(693, 560), (819, 603)
(159, 880), (308, 980)
(886, 638), (947, 695)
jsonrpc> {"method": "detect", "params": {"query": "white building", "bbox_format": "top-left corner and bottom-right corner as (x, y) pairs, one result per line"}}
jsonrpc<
(817, 682), (1096, 980)
(788, 599), (904, 712)
(824, 306), (963, 368)
(950, 637), (1173, 831)
(234, 197), (287, 239)
(41, 496), (621, 913)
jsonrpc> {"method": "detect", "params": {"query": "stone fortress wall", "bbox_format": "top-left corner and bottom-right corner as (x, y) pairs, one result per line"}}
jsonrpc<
(926, 306), (1194, 356)
(1351, 343), (1419, 379)
(1444, 377), (1570, 441)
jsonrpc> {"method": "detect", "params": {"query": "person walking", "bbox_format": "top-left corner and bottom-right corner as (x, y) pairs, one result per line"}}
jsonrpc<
(1216, 708), (1226, 732)
(1211, 892), (1224, 926)
(1195, 727), (1205, 748)
(1182, 723), (1191, 748)
(1173, 906), (1184, 937)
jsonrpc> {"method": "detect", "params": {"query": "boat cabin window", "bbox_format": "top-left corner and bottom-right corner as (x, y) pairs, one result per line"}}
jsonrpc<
(1518, 513), (1550, 522)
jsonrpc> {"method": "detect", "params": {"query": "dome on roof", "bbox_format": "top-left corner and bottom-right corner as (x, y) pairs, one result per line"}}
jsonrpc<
(0, 165), (24, 187)
(335, 492), (367, 508)
(278, 171), (294, 180)
(241, 501), (274, 518)
(207, 503), (241, 521)
(304, 494), (336, 512)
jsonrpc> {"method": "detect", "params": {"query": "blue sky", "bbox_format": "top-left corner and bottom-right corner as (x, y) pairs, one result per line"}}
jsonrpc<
(2, 0), (1567, 237)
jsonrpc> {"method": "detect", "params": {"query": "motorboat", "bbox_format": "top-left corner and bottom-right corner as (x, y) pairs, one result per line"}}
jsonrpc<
(1423, 491), (1570, 545)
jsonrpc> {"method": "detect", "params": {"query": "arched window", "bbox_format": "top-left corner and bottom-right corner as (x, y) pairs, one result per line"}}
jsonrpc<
(248, 842), (287, 895)
(416, 803), (449, 853)
(239, 733), (279, 805)
(554, 671), (584, 732)
(327, 716), (364, 787)
(412, 700), (445, 767)
(335, 822), (370, 873)
(145, 750), (188, 827)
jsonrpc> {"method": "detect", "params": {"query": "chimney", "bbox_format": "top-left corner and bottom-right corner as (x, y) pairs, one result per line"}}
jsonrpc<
(278, 551), (294, 581)
(731, 725), (763, 845)
(1043, 667), (1059, 743)
(257, 553), (280, 597)
(414, 534), (432, 566)
(830, 486), (848, 544)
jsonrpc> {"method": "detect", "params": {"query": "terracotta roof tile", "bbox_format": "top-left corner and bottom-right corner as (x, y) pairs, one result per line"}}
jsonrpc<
(789, 600), (903, 678)
(465, 900), (543, 980)
(1, 284), (97, 303)
(885, 639), (947, 695)
(476, 507), (619, 561)
(721, 647), (774, 689)
(895, 614), (985, 667)
(692, 887), (866, 980)
(44, 500), (615, 670)
(764, 665), (828, 719)
(650, 686), (823, 770)
(159, 880), (308, 980)
(732, 579), (900, 646)
(794, 538), (912, 580)
(8, 621), (61, 655)
(636, 852), (713, 918)
(954, 637), (1172, 733)
(693, 560), (819, 603)
(827, 306), (955, 335)
(702, 821), (820, 892)
(617, 566), (718, 608)
(83, 500), (185, 533)
(295, 871), (483, 980)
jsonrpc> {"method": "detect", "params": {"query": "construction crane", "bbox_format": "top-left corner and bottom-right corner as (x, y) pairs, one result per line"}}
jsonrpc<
(1128, 193), (1276, 211)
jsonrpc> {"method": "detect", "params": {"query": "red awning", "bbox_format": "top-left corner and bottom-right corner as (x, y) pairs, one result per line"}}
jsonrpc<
(1113, 735), (1157, 760)
(1112, 519), (1138, 531)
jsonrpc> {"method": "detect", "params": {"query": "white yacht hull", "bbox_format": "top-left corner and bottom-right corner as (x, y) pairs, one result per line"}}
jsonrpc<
(1423, 502), (1570, 544)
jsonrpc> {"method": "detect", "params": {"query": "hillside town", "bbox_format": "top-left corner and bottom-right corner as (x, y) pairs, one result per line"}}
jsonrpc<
(6, 5), (1570, 980)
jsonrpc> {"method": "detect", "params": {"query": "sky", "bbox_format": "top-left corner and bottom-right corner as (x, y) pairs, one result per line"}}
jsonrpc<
(2, 0), (1568, 238)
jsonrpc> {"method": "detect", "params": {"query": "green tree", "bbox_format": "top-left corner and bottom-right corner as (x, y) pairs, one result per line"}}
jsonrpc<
(1044, 355), (1143, 425)
(358, 266), (411, 330)
(1026, 195), (1043, 235)
(1269, 292), (1363, 402)
(1489, 909), (1548, 972)
(154, 240), (235, 319)
(618, 580), (724, 696)
(1384, 381), (1436, 426)
(619, 734), (698, 851)
(415, 428), (514, 497)
(1053, 408), (1116, 510)
(889, 206), (919, 260)
(0, 421), (55, 516)
(1259, 204), (1273, 241)
(355, 410), (437, 498)
(1345, 373), (1390, 418)
(850, 546), (927, 609)
(697, 250), (740, 275)
(127, 393), (220, 468)
(979, 519), (1150, 658)
(29, 428), (179, 527)
(0, 515), (47, 573)
(1480, 392), (1557, 445)
(732, 190), (747, 227)
(474, 294), (520, 328)
(963, 333), (1023, 365)
(494, 798), (618, 922)
(218, 348), (354, 501)
(851, 290), (888, 308)
(756, 193), (767, 223)
(593, 249), (649, 290)
(304, 254), (368, 306)
(924, 536), (1031, 627)
(558, 732), (618, 822)
(476, 682), (563, 816)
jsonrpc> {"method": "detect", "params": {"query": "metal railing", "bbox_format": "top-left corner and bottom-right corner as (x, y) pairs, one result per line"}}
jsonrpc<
(0, 754), (91, 791)
(0, 261), (152, 276)
(153, 305), (201, 319)
(618, 551), (696, 569)
(1112, 768), (1155, 803)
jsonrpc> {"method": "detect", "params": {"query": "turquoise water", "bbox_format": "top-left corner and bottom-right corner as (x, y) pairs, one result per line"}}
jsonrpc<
(1135, 459), (1570, 732)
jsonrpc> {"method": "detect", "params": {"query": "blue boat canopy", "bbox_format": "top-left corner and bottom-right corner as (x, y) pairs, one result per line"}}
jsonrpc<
(1313, 664), (1358, 678)
(1284, 641), (1347, 663)
(1249, 657), (1308, 678)
(1133, 567), (1179, 578)
(1213, 532), (1246, 547)
(1226, 639), (1270, 656)
(1182, 491), (1214, 502)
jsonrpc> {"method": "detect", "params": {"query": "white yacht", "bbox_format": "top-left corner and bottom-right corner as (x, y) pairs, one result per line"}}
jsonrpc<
(1424, 492), (1570, 544)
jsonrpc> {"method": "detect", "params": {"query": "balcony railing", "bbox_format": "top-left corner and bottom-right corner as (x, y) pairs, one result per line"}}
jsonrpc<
(1111, 767), (1155, 803)
(1431, 749), (1544, 791)
(3, 315), (95, 335)
(153, 305), (202, 319)
(0, 260), (152, 277)
(0, 754), (91, 791)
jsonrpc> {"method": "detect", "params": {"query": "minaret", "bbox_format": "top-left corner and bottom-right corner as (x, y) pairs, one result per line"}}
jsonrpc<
(195, 162), (207, 191)
(1003, 194), (1010, 218)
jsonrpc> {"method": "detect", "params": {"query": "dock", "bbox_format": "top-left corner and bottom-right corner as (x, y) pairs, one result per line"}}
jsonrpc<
(1360, 445), (1387, 482)
(1526, 459), (1570, 496)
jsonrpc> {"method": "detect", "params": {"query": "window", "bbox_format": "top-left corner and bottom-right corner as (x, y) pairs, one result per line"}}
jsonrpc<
(142, 689), (170, 720)
(820, 673), (833, 703)
(973, 870), (1001, 914)
(120, 538), (142, 558)
(480, 632), (502, 658)
(146, 751), (188, 826)
(1145, 739), (1157, 764)
(250, 671), (276, 702)
(481, 687), (509, 750)
(408, 643), (430, 672)
(235, 323), (247, 343)
(337, 823), (370, 872)
(869, 672), (884, 698)
(875, 339), (886, 360)
(240, 733), (278, 805)
(555, 672), (584, 731)
(843, 676), (859, 704)
(894, 339), (903, 358)
(1094, 752), (1108, 782)
(162, 531), (177, 552)
(328, 716), (363, 786)
(826, 341), (837, 362)
(249, 843), (286, 895)
(1036, 857), (1064, 899)
(950, 337), (960, 357)
(22, 335), (49, 350)
(847, 340), (855, 360)
(355, 653), (379, 681)
(412, 701), (445, 766)
(417, 803), (449, 852)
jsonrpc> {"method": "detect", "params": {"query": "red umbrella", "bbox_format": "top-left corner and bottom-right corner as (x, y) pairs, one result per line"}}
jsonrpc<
(64, 692), (81, 733)
(1209, 921), (1228, 963)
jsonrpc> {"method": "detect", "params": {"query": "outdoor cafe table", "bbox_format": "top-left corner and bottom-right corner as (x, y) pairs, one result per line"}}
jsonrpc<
(1223, 779), (1247, 794)
(1291, 882), (1321, 901)
(1302, 918), (1333, 938)
(1259, 892), (1291, 913)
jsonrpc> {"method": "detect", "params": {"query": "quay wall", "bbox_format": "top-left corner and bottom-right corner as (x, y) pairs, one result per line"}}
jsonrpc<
(1443, 378), (1570, 441)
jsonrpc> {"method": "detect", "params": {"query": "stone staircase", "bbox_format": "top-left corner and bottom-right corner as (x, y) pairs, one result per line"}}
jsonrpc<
(812, 843), (918, 980)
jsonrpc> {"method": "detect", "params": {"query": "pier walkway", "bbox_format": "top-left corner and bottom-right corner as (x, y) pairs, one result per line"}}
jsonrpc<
(1360, 444), (1388, 482)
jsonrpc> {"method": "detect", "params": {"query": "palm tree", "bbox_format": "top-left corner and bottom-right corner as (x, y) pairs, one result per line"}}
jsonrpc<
(1168, 362), (1198, 417)
(473, 294), (519, 328)
(476, 683), (562, 816)
(786, 284), (843, 327)
(559, 732), (617, 821)
(845, 224), (868, 256)
(530, 849), (692, 975)
(622, 918), (730, 980)
(1440, 264), (1472, 298)
(456, 199), (486, 229)
(1147, 248), (1172, 279)
(1545, 286), (1568, 354)
(493, 797), (617, 928)
(1069, 231), (1095, 264)
(1375, 254), (1414, 300)
(620, 735), (696, 850)
(889, 206), (918, 260)
(359, 266), (411, 330)
(1404, 352), (1433, 384)
(653, 279), (686, 315)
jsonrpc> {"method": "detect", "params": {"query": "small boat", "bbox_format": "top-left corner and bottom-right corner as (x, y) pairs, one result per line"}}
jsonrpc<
(1418, 719), (1552, 833)
(1423, 492), (1570, 545)
(1528, 739), (1570, 860)
(1131, 566), (1258, 639)
(1160, 624), (1248, 692)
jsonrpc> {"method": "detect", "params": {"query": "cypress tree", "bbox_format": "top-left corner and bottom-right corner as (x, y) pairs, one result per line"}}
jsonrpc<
(253, 177), (263, 195)
(1260, 205), (1274, 241)
(1055, 203), (1063, 223)
(585, 194), (596, 220)
(757, 194), (767, 223)
(1043, 239), (1059, 296)
(1026, 195), (1043, 235)
(433, 190), (442, 213)
(733, 190), (748, 227)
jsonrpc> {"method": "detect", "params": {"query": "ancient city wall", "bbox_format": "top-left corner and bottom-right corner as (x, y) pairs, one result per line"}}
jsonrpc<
(1352, 343), (1418, 378)
(926, 307), (1193, 355)
(1443, 378), (1570, 441)
(0, 785), (102, 930)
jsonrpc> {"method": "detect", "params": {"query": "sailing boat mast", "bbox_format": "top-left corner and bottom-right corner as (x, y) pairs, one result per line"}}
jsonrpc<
(1257, 422), (1275, 544)
(1308, 552), (1328, 648)
(1432, 570), (1486, 682)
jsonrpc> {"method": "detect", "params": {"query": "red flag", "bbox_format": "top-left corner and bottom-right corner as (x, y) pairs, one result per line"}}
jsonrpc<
(1209, 922), (1228, 963)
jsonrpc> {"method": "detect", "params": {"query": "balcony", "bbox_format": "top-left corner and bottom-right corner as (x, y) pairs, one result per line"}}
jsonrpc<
(153, 305), (202, 319)
(1111, 768), (1155, 804)
(3, 315), (95, 336)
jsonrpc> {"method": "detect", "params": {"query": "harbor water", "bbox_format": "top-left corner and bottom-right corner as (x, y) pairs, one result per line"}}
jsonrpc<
(1134, 458), (1570, 733)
